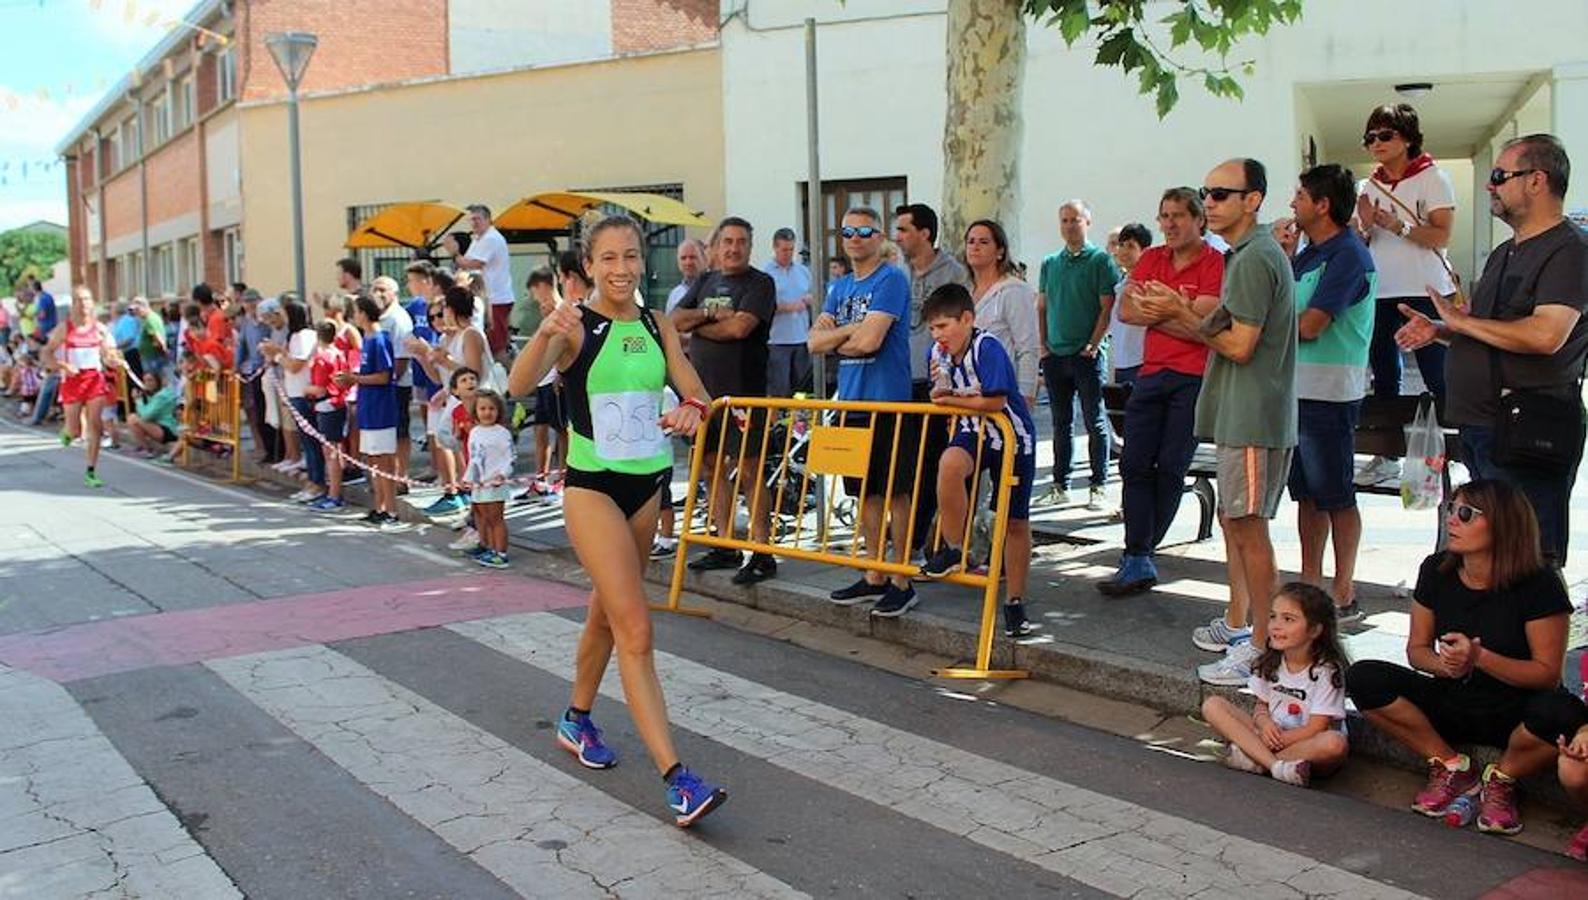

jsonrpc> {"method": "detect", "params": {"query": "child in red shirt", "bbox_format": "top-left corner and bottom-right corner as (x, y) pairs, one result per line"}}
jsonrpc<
(304, 321), (350, 510)
(447, 367), (479, 474)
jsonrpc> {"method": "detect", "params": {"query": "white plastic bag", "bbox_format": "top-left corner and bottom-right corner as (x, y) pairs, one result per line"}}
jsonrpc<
(1400, 399), (1446, 510)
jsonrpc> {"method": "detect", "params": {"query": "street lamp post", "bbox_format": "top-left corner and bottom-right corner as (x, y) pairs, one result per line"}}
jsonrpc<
(266, 32), (318, 303)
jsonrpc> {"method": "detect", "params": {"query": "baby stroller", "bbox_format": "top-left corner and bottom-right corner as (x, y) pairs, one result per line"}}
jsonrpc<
(761, 401), (855, 544)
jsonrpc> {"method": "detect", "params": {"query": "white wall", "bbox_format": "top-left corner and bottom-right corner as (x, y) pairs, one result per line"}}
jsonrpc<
(449, 0), (612, 73)
(720, 0), (1588, 266)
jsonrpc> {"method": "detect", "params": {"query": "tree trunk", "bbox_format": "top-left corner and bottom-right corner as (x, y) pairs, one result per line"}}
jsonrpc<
(941, 0), (1027, 257)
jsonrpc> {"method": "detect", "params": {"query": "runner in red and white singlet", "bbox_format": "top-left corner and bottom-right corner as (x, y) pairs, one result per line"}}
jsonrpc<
(40, 287), (120, 487)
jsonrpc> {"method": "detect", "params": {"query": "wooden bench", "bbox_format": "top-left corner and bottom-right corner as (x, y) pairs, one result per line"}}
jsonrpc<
(1102, 386), (1462, 547)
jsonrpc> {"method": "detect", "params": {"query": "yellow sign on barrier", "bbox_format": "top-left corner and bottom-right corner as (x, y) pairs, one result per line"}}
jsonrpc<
(805, 425), (872, 479)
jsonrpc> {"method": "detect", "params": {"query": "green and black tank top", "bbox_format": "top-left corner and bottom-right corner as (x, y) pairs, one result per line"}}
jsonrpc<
(562, 303), (673, 475)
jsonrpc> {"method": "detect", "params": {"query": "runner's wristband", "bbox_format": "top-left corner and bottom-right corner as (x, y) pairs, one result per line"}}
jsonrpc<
(681, 397), (709, 415)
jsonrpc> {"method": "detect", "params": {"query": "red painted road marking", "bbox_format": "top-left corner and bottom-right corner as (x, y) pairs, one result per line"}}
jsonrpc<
(1479, 866), (1588, 899)
(0, 574), (588, 683)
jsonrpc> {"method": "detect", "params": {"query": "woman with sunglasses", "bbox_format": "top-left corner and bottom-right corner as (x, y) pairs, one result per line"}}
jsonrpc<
(1345, 479), (1582, 836)
(1353, 103), (1457, 486)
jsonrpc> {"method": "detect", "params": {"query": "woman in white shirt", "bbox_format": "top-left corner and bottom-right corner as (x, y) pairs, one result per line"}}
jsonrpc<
(963, 219), (1041, 403)
(1354, 103), (1456, 483)
(262, 300), (320, 492)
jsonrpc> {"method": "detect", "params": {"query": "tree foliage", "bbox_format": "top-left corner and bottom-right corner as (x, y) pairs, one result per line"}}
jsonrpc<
(0, 228), (66, 291)
(1024, 0), (1303, 117)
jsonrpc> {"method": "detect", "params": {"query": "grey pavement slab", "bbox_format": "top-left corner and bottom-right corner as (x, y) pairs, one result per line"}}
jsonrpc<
(70, 663), (517, 900)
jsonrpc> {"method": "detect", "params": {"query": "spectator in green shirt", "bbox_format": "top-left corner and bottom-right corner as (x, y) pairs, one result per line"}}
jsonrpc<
(122, 370), (181, 455)
(131, 297), (168, 379)
(1037, 200), (1120, 510)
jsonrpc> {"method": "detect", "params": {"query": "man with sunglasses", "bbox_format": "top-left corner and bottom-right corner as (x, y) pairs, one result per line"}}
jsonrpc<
(1398, 134), (1587, 566)
(1155, 159), (1297, 686)
(810, 207), (919, 617)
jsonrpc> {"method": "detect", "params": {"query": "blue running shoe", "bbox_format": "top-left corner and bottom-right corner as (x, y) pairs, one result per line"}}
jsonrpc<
(666, 767), (726, 828)
(556, 712), (617, 769)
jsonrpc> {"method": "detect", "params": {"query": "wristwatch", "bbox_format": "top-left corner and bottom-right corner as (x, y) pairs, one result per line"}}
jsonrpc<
(1397, 220), (1413, 238)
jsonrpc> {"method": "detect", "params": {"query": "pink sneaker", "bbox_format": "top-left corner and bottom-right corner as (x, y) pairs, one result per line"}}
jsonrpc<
(1567, 822), (1588, 861)
(1412, 757), (1479, 816)
(1476, 765), (1523, 835)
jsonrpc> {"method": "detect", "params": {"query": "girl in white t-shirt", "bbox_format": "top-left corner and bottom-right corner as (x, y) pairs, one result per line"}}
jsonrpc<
(1202, 583), (1351, 788)
(461, 388), (514, 569)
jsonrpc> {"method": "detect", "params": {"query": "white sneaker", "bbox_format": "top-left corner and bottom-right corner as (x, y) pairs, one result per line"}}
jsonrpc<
(1087, 487), (1106, 511)
(1225, 744), (1267, 775)
(1192, 616), (1252, 653)
(282, 458), (307, 473)
(1039, 487), (1071, 507)
(1198, 640), (1261, 686)
(1270, 759), (1311, 787)
(449, 528), (480, 551)
(270, 458), (294, 472)
(1353, 455), (1400, 486)
(289, 488), (317, 502)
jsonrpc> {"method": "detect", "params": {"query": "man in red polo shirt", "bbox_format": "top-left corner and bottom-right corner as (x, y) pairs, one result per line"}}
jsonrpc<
(1098, 187), (1226, 595)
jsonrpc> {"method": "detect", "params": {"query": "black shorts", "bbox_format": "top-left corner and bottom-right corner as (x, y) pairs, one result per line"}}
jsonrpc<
(841, 411), (923, 499)
(565, 467), (669, 520)
(395, 386), (414, 440)
(702, 405), (771, 460)
(1346, 659), (1588, 748)
(532, 383), (567, 430)
(157, 424), (177, 444)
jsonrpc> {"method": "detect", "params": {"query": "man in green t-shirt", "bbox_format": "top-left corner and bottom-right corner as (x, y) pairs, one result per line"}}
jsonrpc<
(1037, 200), (1120, 510)
(1155, 159), (1297, 688)
(132, 297), (168, 378)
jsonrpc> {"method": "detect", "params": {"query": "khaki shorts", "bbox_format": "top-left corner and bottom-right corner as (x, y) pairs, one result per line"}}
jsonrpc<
(1216, 445), (1293, 520)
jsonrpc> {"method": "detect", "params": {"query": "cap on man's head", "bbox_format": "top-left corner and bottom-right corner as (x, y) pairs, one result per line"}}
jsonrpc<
(242, 289), (263, 303)
(257, 297), (283, 316)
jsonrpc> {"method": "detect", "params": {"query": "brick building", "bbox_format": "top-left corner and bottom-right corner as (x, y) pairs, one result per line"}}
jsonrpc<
(57, 0), (719, 303)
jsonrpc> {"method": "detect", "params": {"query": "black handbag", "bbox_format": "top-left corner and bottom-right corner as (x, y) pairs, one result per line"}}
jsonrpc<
(1489, 346), (1585, 471)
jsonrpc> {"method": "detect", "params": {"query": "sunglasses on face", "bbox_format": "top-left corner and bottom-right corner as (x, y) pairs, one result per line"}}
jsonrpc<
(1448, 502), (1485, 524)
(1362, 128), (1400, 146)
(1198, 186), (1254, 203)
(1489, 167), (1538, 187)
(840, 226), (882, 239)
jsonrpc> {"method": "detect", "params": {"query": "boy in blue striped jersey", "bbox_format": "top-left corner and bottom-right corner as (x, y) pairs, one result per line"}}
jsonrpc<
(918, 283), (1039, 637)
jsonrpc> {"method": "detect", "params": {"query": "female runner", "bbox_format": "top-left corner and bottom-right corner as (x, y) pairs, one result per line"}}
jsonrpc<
(41, 286), (119, 487)
(508, 215), (724, 827)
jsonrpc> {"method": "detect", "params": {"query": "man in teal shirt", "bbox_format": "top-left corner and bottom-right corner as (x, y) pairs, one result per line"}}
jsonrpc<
(1038, 200), (1120, 510)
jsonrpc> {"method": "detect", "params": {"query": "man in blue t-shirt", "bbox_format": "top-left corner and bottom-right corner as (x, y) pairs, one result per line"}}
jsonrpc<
(336, 295), (402, 530)
(809, 206), (917, 616)
(916, 283), (1039, 637)
(26, 281), (61, 426)
(1274, 164), (1376, 623)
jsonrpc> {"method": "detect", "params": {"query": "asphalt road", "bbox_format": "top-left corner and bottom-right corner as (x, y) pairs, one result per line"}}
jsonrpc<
(0, 422), (1582, 899)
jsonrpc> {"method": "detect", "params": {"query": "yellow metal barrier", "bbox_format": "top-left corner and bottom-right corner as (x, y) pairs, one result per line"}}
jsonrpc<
(663, 396), (1028, 681)
(180, 370), (243, 482)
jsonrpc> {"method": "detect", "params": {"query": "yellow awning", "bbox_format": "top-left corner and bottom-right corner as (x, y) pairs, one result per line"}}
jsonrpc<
(492, 191), (711, 232)
(345, 202), (467, 250)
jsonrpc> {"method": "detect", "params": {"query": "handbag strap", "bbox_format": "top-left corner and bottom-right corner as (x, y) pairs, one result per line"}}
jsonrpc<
(1365, 178), (1467, 301)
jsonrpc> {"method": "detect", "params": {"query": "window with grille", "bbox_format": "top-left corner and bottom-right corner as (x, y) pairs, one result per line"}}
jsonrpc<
(223, 228), (243, 285)
(345, 201), (437, 285)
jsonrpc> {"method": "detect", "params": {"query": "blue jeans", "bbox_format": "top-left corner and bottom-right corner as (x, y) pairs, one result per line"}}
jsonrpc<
(1119, 371), (1201, 555)
(292, 398), (325, 488)
(1372, 297), (1446, 399)
(1042, 352), (1108, 489)
(1289, 399), (1362, 511)
(27, 373), (59, 425)
(1460, 423), (1584, 566)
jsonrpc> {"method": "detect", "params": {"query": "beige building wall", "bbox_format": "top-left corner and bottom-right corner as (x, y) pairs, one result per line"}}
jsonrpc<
(238, 46), (724, 295)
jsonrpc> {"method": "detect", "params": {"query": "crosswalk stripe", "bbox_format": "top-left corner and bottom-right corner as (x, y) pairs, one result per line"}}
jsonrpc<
(453, 614), (1428, 900)
(0, 664), (239, 899)
(206, 646), (806, 899)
